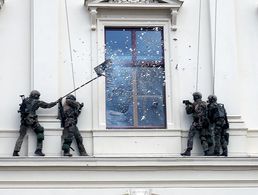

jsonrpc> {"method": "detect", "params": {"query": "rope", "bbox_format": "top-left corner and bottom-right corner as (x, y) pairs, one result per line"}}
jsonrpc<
(196, 0), (202, 92)
(65, 0), (76, 96)
(212, 0), (218, 95)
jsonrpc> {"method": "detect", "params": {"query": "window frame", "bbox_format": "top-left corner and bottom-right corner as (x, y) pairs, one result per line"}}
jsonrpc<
(104, 27), (167, 129)
(94, 18), (177, 130)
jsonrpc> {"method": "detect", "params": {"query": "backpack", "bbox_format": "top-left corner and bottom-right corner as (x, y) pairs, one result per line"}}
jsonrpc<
(18, 97), (32, 116)
(216, 103), (226, 118)
(216, 103), (229, 129)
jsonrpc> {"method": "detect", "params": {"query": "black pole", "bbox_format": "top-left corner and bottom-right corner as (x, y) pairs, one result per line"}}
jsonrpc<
(61, 76), (101, 99)
(60, 59), (111, 99)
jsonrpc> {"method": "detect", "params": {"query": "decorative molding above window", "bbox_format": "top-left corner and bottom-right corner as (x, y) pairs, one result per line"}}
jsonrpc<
(84, 0), (183, 30)
(0, 0), (4, 10)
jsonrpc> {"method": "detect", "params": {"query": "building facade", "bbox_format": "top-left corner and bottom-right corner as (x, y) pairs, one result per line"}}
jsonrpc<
(0, 0), (258, 194)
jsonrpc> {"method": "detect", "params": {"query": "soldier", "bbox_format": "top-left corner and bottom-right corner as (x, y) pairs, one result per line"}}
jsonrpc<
(207, 95), (229, 156)
(181, 92), (211, 156)
(13, 90), (58, 156)
(58, 95), (88, 157)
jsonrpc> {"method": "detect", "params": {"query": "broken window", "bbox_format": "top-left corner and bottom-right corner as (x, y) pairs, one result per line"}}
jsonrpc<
(105, 27), (166, 129)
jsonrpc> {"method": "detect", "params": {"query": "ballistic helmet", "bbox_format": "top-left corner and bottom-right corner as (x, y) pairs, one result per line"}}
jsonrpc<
(208, 95), (217, 103)
(30, 90), (40, 99)
(192, 92), (202, 100)
(66, 94), (76, 101)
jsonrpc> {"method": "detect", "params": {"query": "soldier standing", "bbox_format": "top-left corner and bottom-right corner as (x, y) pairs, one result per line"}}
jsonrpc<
(13, 90), (58, 156)
(58, 95), (88, 157)
(207, 95), (229, 156)
(181, 92), (211, 156)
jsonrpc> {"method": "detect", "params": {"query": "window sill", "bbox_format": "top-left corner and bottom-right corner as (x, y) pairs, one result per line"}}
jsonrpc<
(92, 129), (181, 137)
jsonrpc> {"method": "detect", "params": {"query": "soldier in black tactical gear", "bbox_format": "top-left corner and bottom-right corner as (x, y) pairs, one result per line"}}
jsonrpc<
(58, 95), (88, 157)
(13, 90), (58, 156)
(207, 95), (229, 156)
(181, 92), (211, 156)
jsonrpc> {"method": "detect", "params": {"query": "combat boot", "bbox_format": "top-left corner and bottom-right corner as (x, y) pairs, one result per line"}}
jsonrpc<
(221, 149), (228, 157)
(213, 150), (220, 156)
(204, 150), (210, 156)
(181, 149), (191, 156)
(13, 151), (19, 156)
(80, 151), (88, 156)
(64, 151), (72, 157)
(34, 149), (45, 156)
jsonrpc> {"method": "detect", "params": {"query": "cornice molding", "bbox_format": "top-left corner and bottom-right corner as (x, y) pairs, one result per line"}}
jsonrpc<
(84, 0), (183, 30)
(1, 157), (258, 169)
(0, 157), (258, 189)
(86, 0), (183, 8)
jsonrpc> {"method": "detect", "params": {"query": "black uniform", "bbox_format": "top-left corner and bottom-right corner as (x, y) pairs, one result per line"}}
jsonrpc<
(59, 97), (87, 156)
(208, 101), (229, 156)
(185, 99), (210, 154)
(14, 94), (57, 156)
(181, 92), (212, 156)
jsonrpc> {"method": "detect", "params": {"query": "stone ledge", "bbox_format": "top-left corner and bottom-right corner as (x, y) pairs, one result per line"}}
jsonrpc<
(0, 157), (258, 169)
(0, 157), (258, 189)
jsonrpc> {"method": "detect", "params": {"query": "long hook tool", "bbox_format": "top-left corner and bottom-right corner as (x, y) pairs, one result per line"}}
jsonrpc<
(61, 59), (112, 99)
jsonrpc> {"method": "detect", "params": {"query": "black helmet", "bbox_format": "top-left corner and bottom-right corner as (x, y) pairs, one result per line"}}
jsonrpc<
(193, 92), (202, 100)
(66, 94), (76, 101)
(29, 90), (40, 99)
(208, 95), (217, 103)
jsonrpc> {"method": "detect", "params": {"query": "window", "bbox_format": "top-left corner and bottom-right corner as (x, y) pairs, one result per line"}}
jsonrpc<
(105, 27), (166, 129)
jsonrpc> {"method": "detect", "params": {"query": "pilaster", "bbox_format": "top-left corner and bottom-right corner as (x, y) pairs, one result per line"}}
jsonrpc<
(31, 0), (60, 109)
(30, 0), (61, 155)
(209, 0), (247, 156)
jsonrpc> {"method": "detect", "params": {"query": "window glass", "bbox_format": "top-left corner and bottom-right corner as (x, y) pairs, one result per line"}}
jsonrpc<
(105, 27), (166, 129)
(136, 28), (163, 63)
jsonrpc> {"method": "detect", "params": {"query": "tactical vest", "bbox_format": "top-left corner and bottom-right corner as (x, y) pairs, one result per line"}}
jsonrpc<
(192, 101), (207, 120)
(18, 97), (33, 116)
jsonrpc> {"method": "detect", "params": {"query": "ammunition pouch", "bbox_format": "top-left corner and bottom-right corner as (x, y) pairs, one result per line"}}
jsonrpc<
(64, 118), (76, 128)
(25, 115), (37, 126)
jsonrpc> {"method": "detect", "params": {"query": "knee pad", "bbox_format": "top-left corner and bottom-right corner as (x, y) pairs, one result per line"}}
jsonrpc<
(35, 125), (44, 134)
(62, 144), (70, 151)
(37, 133), (44, 141)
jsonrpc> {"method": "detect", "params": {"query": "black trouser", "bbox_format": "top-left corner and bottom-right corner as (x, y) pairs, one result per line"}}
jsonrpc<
(186, 122), (209, 152)
(214, 118), (228, 154)
(62, 125), (86, 155)
(14, 122), (44, 152)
